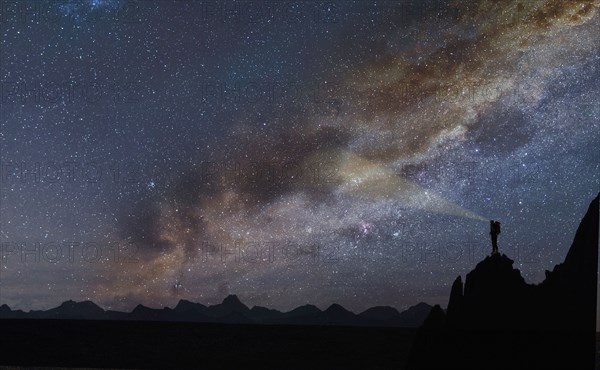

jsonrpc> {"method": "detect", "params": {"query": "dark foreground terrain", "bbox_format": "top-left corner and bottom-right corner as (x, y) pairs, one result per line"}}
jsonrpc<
(2, 320), (597, 370)
(407, 194), (599, 370)
(0, 319), (417, 369)
(1, 320), (599, 370)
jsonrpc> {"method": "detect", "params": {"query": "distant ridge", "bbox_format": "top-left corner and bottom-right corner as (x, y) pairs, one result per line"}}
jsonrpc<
(0, 295), (431, 328)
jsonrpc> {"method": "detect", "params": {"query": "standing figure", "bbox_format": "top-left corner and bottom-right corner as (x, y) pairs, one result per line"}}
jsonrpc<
(490, 220), (501, 254)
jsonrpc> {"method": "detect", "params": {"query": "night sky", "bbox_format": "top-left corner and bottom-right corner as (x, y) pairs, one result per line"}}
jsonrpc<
(0, 0), (598, 319)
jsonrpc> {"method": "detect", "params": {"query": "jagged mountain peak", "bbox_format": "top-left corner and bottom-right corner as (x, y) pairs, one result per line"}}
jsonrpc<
(54, 300), (104, 312)
(359, 306), (401, 321)
(284, 304), (322, 317)
(324, 303), (352, 314)
(174, 299), (206, 312)
(132, 304), (150, 312)
(220, 294), (249, 310)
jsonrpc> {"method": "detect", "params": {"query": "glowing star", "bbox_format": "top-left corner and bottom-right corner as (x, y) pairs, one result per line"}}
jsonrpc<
(359, 221), (373, 236)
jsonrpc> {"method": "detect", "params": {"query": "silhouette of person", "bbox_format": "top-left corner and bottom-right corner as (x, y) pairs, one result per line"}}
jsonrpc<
(490, 220), (501, 254)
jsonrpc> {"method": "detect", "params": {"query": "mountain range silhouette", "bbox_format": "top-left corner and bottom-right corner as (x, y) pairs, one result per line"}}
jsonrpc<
(408, 193), (599, 370)
(0, 194), (597, 369)
(0, 294), (432, 327)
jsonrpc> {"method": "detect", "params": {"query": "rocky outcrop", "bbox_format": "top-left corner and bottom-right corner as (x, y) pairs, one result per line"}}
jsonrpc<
(408, 193), (599, 370)
(445, 276), (463, 328)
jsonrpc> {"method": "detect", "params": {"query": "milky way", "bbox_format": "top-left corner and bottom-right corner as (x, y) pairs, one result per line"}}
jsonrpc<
(1, 0), (598, 319)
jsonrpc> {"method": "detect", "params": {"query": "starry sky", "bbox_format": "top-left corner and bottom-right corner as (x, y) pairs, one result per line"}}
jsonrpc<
(0, 0), (599, 319)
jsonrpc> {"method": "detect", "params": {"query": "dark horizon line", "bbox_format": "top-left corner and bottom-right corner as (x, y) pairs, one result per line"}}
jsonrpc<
(0, 293), (433, 316)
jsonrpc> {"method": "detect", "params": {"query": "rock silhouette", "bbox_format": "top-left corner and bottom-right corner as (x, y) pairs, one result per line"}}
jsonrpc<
(408, 193), (599, 370)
